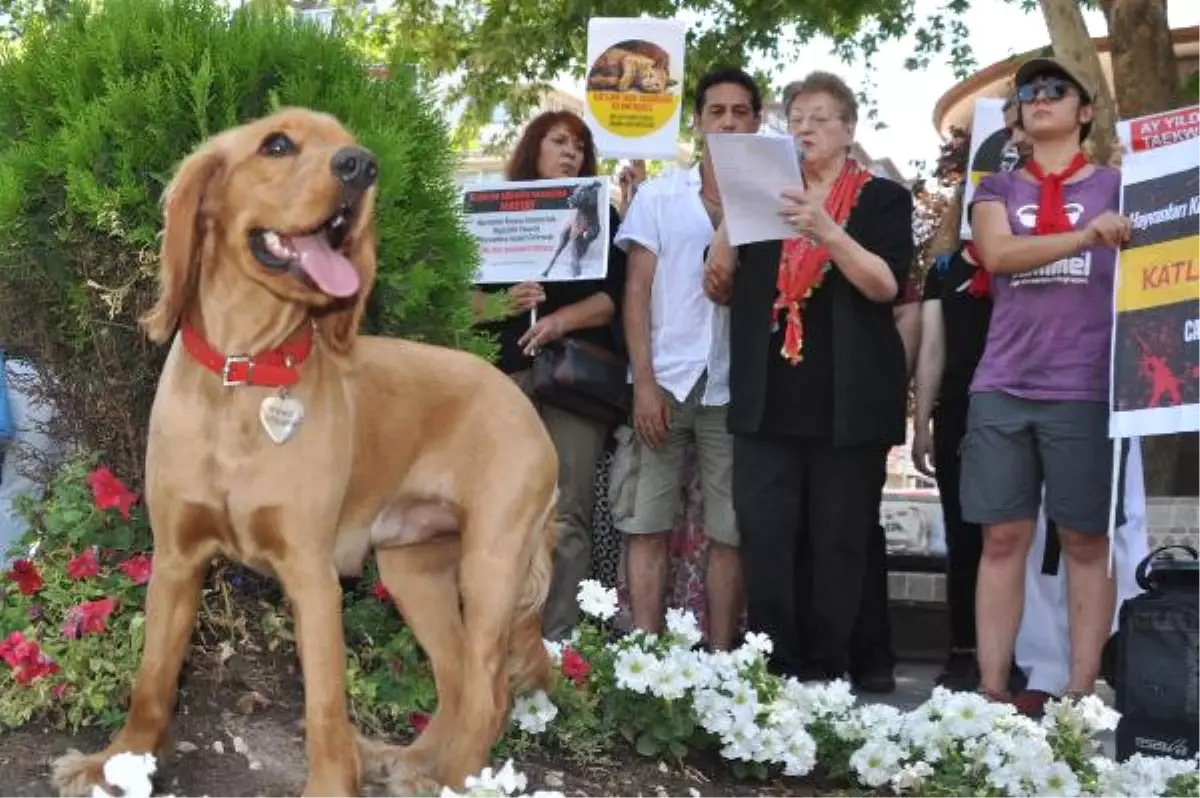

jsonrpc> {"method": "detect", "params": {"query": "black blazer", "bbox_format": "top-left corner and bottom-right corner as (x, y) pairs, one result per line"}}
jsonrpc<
(727, 177), (914, 447)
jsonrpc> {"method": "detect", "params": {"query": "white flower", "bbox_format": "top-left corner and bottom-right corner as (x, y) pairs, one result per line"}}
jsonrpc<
(664, 607), (703, 648)
(1043, 693), (1120, 736)
(779, 728), (818, 777)
(1036, 761), (1082, 797)
(742, 631), (773, 657)
(850, 738), (906, 788)
(665, 648), (715, 691)
(890, 760), (933, 795)
(511, 690), (557, 734)
(575, 579), (618, 620)
(442, 760), (565, 798)
(541, 639), (563, 663)
(92, 753), (157, 798)
(613, 648), (658, 694)
(648, 659), (690, 700)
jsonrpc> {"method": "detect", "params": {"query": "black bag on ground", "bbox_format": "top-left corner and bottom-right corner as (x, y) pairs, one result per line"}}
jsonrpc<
(1114, 544), (1199, 761)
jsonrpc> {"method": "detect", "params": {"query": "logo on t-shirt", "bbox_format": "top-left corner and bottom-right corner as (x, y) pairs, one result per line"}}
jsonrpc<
(1015, 202), (1084, 229)
(1009, 202), (1093, 287)
(1010, 250), (1092, 287)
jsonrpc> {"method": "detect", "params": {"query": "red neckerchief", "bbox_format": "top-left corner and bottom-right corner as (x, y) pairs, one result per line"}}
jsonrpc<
(179, 321), (313, 387)
(773, 159), (873, 365)
(1025, 151), (1089, 235)
(964, 242), (990, 299)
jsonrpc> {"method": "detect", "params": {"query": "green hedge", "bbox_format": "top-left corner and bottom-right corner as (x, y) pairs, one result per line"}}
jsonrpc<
(0, 0), (486, 484)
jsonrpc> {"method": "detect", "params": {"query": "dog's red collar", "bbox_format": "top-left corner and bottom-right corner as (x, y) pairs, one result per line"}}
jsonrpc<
(179, 321), (314, 388)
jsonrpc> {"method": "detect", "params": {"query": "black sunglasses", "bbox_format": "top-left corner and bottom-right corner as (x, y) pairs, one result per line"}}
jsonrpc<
(1016, 78), (1074, 104)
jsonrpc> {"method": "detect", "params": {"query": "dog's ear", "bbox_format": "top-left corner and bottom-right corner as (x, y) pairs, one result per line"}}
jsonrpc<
(140, 142), (225, 344)
(318, 214), (376, 354)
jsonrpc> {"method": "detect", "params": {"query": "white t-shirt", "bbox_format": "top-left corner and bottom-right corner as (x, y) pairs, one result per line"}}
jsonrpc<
(614, 166), (731, 406)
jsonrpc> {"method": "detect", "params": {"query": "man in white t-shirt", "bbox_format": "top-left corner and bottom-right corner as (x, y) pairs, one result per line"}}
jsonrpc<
(612, 67), (762, 650)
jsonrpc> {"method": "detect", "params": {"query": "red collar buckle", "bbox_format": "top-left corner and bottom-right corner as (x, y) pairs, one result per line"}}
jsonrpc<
(180, 321), (313, 388)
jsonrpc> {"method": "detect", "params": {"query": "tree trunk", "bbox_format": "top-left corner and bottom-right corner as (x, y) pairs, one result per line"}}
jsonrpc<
(1101, 0), (1180, 118)
(1101, 0), (1197, 498)
(1037, 0), (1120, 164)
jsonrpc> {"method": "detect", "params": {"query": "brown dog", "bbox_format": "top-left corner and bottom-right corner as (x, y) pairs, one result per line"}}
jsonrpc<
(50, 108), (557, 797)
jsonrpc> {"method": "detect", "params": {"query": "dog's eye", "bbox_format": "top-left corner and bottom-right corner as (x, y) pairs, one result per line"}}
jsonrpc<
(259, 133), (296, 158)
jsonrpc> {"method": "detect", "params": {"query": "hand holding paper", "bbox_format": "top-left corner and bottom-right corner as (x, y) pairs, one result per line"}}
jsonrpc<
(706, 133), (803, 246)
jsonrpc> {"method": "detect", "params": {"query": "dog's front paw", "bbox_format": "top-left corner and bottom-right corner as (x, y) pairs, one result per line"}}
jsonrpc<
(51, 749), (108, 797)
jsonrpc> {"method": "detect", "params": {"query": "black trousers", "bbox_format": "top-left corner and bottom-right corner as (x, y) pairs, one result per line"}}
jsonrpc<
(733, 434), (888, 677)
(848, 510), (895, 674)
(934, 389), (982, 651)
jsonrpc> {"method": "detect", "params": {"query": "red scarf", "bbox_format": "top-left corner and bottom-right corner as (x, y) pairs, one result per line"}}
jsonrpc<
(773, 159), (872, 364)
(1025, 151), (1089, 235)
(964, 241), (990, 298)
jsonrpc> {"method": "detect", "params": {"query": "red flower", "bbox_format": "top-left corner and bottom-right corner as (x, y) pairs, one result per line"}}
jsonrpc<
(408, 711), (431, 733)
(0, 632), (58, 683)
(561, 646), (590, 686)
(118, 554), (152, 585)
(0, 631), (26, 666)
(67, 549), (99, 580)
(5, 559), (43, 595)
(371, 581), (391, 602)
(86, 466), (138, 520)
(62, 597), (117, 640)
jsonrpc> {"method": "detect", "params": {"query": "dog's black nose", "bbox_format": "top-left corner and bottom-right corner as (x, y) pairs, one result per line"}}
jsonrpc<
(331, 147), (379, 193)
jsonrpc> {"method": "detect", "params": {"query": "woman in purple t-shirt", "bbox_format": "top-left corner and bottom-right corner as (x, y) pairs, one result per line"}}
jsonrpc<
(964, 57), (1132, 702)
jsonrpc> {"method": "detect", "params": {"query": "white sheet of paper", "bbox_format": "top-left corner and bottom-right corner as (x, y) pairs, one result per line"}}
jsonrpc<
(706, 133), (803, 246)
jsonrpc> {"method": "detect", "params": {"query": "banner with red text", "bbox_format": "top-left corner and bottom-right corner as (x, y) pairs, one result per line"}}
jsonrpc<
(463, 177), (611, 284)
(583, 17), (685, 160)
(1116, 106), (1200, 155)
(1109, 105), (1200, 438)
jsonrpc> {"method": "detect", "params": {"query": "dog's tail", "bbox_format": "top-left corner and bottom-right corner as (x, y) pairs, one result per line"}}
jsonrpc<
(506, 495), (557, 694)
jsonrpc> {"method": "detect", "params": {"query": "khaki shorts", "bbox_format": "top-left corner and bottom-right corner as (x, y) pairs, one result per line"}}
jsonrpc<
(609, 377), (738, 547)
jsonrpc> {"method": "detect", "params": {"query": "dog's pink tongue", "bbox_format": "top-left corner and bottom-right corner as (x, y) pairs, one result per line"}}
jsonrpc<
(287, 233), (360, 298)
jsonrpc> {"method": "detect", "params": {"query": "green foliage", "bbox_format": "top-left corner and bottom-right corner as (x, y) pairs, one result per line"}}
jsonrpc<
(326, 0), (930, 142)
(0, 0), (486, 484)
(1183, 71), (1199, 103)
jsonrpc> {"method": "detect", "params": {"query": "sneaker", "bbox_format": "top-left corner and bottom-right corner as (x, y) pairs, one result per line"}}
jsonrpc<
(1013, 689), (1058, 719)
(935, 649), (980, 692)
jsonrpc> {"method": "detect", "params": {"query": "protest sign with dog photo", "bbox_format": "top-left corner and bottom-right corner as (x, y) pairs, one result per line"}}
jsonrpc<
(462, 177), (611, 284)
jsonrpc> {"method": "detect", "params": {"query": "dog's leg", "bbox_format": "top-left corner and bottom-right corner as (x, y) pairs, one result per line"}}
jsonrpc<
(277, 557), (361, 797)
(52, 530), (210, 796)
(541, 223), (572, 279)
(358, 537), (464, 794)
(435, 542), (525, 790)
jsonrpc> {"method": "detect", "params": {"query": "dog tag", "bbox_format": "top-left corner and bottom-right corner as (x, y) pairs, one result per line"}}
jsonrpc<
(259, 393), (305, 445)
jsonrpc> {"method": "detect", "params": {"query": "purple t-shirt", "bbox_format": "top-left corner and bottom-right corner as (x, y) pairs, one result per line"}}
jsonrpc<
(970, 166), (1121, 403)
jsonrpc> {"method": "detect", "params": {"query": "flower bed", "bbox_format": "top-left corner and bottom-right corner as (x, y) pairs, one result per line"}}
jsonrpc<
(3, 460), (1198, 797)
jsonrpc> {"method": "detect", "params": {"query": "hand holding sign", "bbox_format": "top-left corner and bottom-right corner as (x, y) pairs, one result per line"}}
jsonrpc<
(508, 281), (545, 314)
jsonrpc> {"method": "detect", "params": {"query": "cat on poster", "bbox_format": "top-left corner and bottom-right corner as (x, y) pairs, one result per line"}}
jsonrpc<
(583, 17), (685, 160)
(463, 177), (611, 284)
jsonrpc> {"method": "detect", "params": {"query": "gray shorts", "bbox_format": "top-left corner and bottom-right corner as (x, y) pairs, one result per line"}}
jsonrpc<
(960, 391), (1113, 535)
(609, 377), (738, 547)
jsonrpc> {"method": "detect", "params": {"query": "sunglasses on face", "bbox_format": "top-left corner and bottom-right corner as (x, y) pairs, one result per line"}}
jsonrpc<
(1016, 78), (1075, 104)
